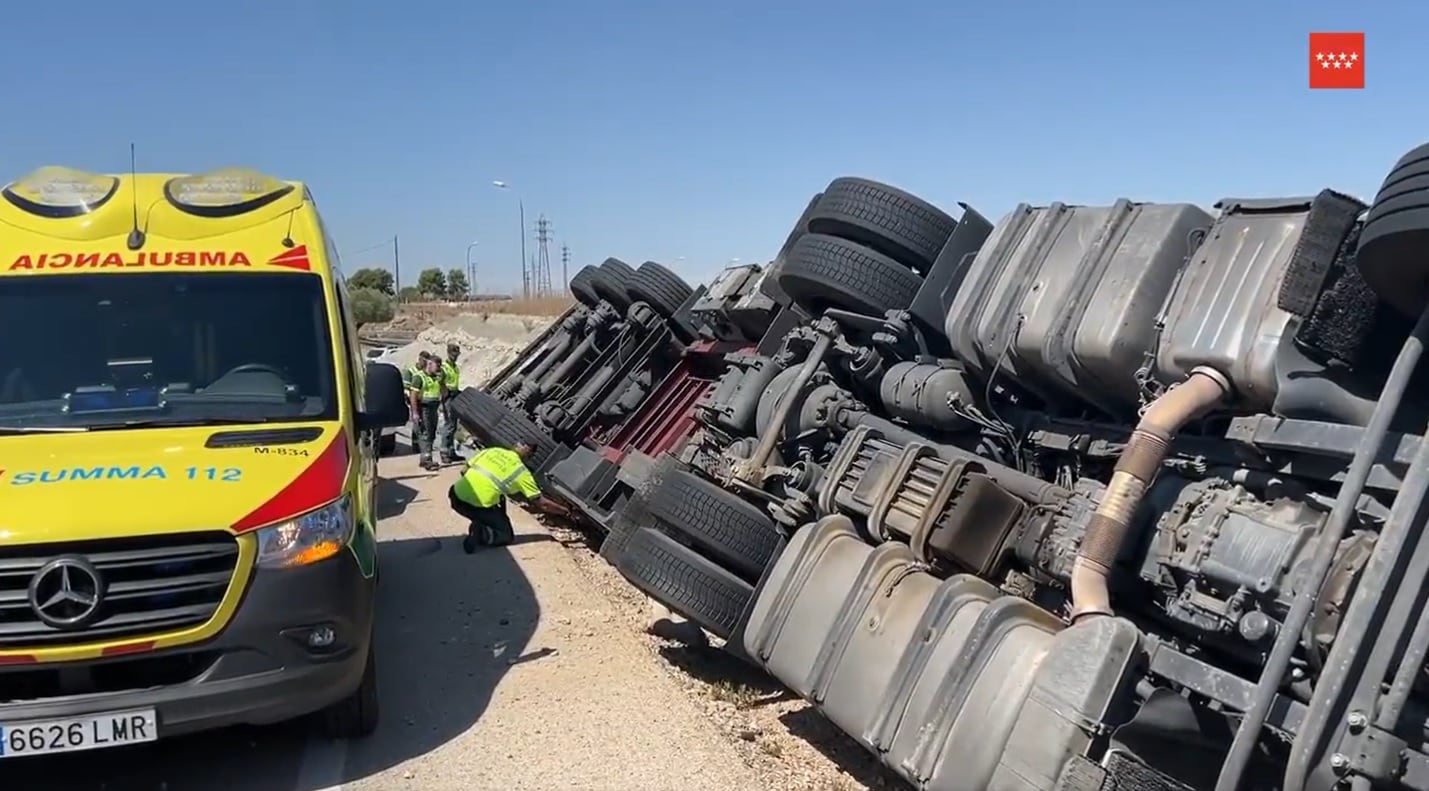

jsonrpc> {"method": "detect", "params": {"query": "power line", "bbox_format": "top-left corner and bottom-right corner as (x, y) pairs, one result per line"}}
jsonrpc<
(341, 237), (397, 259)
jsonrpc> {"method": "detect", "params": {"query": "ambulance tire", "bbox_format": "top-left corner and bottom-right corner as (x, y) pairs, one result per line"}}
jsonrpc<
(448, 389), (559, 471)
(318, 640), (379, 739)
(378, 433), (397, 456)
(615, 527), (754, 641)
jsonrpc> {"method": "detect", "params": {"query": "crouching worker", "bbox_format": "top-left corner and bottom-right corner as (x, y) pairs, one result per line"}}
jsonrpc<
(450, 440), (572, 553)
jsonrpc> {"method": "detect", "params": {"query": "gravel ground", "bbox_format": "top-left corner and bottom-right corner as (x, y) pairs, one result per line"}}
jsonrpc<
(541, 517), (904, 791)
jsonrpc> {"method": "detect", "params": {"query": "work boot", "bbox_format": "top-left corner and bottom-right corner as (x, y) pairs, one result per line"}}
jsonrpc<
(463, 525), (495, 554)
(440, 453), (459, 465)
(420, 456), (439, 471)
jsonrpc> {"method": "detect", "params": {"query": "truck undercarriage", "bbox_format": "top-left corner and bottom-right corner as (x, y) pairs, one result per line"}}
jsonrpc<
(452, 144), (1429, 791)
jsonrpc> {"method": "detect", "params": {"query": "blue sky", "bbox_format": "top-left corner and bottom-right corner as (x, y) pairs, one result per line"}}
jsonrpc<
(1, 1), (1423, 292)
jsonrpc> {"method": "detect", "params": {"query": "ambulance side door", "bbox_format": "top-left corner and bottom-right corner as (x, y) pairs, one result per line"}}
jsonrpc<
(333, 276), (380, 529)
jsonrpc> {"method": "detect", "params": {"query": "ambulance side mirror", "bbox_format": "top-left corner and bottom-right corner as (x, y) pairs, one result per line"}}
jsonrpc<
(359, 362), (409, 429)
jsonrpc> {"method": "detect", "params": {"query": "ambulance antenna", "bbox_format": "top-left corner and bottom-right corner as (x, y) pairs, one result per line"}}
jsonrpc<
(125, 142), (145, 251)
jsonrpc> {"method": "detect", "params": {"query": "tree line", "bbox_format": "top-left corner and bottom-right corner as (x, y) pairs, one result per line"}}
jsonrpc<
(344, 267), (472, 326)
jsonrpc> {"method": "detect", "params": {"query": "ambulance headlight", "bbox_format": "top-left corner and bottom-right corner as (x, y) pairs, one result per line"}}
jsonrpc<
(164, 168), (295, 217)
(3, 166), (119, 217)
(255, 494), (355, 569)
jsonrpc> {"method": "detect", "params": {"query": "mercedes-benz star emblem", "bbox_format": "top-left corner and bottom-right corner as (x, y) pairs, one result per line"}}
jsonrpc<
(28, 555), (105, 630)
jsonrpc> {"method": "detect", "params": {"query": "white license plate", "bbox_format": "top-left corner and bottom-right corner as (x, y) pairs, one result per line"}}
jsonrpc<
(0, 709), (157, 758)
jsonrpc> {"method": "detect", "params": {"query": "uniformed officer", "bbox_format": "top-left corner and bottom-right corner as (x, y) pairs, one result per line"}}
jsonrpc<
(449, 441), (571, 553)
(403, 350), (432, 451)
(438, 342), (462, 464)
(408, 354), (445, 470)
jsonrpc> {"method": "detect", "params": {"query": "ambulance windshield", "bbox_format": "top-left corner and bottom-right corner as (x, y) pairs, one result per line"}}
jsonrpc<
(0, 272), (338, 430)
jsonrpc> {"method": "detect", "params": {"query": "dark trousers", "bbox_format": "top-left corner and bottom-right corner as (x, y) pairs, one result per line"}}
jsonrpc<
(449, 486), (515, 546)
(439, 397), (458, 457)
(414, 401), (440, 459)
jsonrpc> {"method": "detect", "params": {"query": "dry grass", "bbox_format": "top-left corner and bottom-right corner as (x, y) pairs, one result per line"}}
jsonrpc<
(397, 296), (574, 316)
(467, 295), (575, 316)
(707, 678), (772, 709)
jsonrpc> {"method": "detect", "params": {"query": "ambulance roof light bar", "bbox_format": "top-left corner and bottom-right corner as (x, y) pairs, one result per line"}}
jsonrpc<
(2, 166), (120, 218)
(164, 167), (294, 218)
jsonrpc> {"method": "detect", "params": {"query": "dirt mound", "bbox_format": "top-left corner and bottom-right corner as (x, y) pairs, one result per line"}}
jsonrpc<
(384, 316), (553, 388)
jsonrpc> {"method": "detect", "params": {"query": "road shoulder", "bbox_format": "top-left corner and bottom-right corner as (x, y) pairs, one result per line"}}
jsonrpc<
(353, 459), (770, 791)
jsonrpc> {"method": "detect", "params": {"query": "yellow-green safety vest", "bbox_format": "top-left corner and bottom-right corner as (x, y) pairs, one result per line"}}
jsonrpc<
(453, 447), (541, 508)
(412, 370), (442, 402)
(441, 360), (460, 390)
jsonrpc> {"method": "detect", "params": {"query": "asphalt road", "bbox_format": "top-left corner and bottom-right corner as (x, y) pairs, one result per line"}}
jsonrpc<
(0, 439), (763, 791)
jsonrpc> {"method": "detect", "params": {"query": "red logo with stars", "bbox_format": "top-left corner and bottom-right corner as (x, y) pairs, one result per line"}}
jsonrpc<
(1309, 32), (1364, 89)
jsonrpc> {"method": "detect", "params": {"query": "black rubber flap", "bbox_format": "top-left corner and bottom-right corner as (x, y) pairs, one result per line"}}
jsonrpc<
(1295, 222), (1381, 365)
(1277, 189), (1367, 317)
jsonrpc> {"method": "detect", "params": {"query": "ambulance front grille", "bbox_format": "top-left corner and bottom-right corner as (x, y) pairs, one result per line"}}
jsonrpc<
(0, 531), (240, 649)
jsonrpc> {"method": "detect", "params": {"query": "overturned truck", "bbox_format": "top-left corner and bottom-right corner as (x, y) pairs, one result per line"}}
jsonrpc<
(452, 145), (1429, 791)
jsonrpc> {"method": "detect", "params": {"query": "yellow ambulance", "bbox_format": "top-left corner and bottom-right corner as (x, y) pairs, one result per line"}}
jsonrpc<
(0, 166), (408, 757)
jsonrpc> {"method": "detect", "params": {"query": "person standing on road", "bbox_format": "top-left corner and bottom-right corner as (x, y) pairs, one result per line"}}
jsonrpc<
(409, 354), (445, 471)
(404, 350), (434, 401)
(404, 350), (433, 452)
(438, 342), (462, 464)
(450, 440), (571, 553)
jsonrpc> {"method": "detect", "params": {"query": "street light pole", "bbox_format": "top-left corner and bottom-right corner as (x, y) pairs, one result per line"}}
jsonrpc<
(392, 235), (401, 301)
(465, 241), (479, 299)
(519, 199), (527, 299)
(492, 181), (528, 299)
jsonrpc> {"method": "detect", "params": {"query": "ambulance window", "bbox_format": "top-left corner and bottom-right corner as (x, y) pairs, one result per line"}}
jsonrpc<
(0, 272), (339, 429)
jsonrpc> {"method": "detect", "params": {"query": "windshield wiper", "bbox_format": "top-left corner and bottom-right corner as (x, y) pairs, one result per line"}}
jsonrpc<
(85, 417), (276, 431)
(0, 426), (91, 435)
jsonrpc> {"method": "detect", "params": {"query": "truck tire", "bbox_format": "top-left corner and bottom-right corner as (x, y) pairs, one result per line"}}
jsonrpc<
(778, 192), (822, 260)
(763, 192), (823, 311)
(570, 265), (604, 308)
(448, 388), (559, 470)
(598, 499), (641, 566)
(317, 642), (379, 739)
(627, 261), (692, 318)
(599, 454), (680, 566)
(1358, 141), (1429, 317)
(596, 258), (637, 310)
(776, 233), (923, 317)
(646, 467), (780, 580)
(807, 177), (957, 274)
(616, 526), (754, 640)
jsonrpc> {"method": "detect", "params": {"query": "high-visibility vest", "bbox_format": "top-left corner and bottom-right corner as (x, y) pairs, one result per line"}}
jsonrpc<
(412, 370), (442, 402)
(453, 447), (539, 508)
(441, 360), (460, 390)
